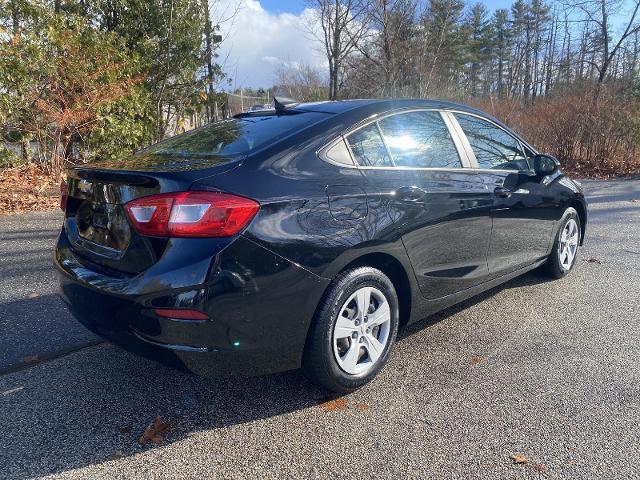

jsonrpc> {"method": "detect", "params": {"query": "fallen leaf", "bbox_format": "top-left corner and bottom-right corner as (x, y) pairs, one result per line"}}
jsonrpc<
(469, 355), (483, 366)
(583, 256), (602, 264)
(21, 355), (39, 365)
(138, 416), (171, 445)
(119, 426), (131, 434)
(318, 397), (348, 412)
(110, 450), (124, 460)
(510, 453), (529, 465)
(0, 165), (60, 216)
(354, 402), (369, 411)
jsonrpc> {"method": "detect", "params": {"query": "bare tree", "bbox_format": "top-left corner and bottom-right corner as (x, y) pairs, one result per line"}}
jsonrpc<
(568, 0), (640, 98)
(274, 62), (328, 102)
(305, 0), (369, 99)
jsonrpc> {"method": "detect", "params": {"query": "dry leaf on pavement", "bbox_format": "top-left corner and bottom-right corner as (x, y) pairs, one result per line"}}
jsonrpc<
(510, 453), (529, 465)
(583, 256), (602, 264)
(469, 355), (483, 366)
(318, 397), (348, 412)
(138, 416), (171, 445)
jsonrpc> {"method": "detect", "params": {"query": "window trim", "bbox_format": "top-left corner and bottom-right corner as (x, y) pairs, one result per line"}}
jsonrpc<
(447, 110), (537, 173)
(318, 108), (474, 171)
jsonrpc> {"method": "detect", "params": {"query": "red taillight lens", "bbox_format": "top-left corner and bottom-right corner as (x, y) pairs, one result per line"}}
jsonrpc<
(60, 180), (68, 211)
(124, 191), (259, 238)
(153, 308), (209, 321)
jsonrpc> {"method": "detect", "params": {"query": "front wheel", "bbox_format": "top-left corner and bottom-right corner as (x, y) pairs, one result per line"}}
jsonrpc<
(303, 267), (399, 393)
(544, 207), (581, 279)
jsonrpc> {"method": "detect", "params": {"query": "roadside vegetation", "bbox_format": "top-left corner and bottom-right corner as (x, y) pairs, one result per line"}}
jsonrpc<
(0, 0), (228, 173)
(1, 0), (639, 214)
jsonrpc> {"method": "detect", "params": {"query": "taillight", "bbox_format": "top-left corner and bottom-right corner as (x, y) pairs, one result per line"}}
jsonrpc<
(59, 180), (68, 211)
(124, 191), (259, 238)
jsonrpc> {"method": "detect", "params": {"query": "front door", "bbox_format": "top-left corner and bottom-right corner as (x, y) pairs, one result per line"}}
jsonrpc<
(452, 112), (556, 277)
(345, 110), (493, 300)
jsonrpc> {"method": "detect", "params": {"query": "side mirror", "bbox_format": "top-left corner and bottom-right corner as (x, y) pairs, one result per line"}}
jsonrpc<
(533, 154), (559, 176)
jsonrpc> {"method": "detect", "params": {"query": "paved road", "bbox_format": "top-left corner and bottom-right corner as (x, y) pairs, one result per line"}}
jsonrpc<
(0, 212), (100, 374)
(0, 179), (639, 479)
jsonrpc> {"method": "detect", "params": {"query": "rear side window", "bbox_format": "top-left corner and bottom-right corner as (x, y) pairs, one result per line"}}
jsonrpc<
(323, 138), (354, 166)
(378, 111), (461, 168)
(455, 114), (529, 170)
(346, 124), (393, 167)
(136, 112), (330, 161)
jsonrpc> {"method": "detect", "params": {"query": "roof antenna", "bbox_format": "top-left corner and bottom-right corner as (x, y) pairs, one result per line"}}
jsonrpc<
(273, 96), (298, 113)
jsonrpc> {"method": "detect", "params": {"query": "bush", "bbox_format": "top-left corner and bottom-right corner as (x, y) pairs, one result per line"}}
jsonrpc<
(470, 86), (640, 177)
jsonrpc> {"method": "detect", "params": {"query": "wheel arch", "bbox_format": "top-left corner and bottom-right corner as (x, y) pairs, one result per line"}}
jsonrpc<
(317, 251), (414, 331)
(569, 199), (587, 246)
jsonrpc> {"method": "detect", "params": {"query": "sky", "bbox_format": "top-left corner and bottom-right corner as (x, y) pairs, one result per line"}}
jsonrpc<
(216, 0), (635, 90)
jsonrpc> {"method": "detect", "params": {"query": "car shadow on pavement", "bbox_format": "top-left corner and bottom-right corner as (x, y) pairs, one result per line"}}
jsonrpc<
(0, 294), (100, 375)
(400, 268), (551, 340)
(0, 269), (551, 479)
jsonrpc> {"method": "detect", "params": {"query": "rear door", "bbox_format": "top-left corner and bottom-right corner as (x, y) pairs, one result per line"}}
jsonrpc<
(451, 112), (556, 277)
(345, 110), (493, 300)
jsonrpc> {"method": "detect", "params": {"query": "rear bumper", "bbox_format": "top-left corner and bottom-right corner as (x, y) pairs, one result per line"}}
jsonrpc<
(55, 230), (330, 377)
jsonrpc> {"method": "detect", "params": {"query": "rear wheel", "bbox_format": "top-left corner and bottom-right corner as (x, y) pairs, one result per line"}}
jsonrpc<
(303, 267), (399, 393)
(544, 207), (581, 279)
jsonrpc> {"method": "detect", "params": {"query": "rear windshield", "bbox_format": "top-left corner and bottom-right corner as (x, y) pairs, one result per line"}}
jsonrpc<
(137, 112), (330, 160)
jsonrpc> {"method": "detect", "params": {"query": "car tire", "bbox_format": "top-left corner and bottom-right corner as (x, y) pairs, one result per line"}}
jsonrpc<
(544, 207), (581, 279)
(303, 267), (399, 393)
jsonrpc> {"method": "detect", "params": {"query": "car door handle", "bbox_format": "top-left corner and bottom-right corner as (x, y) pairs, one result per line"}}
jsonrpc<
(494, 186), (513, 198)
(395, 186), (427, 202)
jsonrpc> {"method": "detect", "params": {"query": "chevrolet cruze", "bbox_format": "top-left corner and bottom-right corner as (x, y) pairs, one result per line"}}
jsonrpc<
(55, 98), (587, 392)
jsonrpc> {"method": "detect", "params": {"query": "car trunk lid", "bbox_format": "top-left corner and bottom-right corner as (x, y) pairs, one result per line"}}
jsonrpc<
(63, 157), (242, 275)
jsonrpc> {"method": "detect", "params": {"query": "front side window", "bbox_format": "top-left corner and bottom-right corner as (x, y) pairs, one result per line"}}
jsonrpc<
(346, 124), (393, 167)
(378, 111), (462, 169)
(455, 114), (529, 171)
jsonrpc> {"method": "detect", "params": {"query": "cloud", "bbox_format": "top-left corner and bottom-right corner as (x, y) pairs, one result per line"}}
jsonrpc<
(214, 0), (327, 89)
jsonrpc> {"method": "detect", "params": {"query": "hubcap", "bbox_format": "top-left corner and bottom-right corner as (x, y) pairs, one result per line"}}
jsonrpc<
(332, 287), (391, 375)
(559, 218), (579, 269)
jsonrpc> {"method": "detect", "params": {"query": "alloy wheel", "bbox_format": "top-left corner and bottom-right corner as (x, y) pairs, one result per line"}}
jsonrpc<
(332, 287), (391, 375)
(559, 218), (579, 269)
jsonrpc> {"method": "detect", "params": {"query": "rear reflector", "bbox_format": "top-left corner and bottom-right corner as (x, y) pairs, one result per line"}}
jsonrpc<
(60, 180), (68, 211)
(153, 308), (209, 321)
(124, 191), (259, 238)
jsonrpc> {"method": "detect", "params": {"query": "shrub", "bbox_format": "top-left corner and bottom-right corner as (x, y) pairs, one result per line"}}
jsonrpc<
(471, 86), (640, 177)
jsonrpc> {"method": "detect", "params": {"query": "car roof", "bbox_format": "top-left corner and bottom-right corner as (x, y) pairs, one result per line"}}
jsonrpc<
(236, 98), (531, 155)
(290, 98), (485, 116)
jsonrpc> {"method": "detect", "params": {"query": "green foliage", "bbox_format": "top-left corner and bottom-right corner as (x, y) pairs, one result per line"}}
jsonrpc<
(85, 87), (156, 163)
(0, 144), (22, 168)
(0, 0), (226, 175)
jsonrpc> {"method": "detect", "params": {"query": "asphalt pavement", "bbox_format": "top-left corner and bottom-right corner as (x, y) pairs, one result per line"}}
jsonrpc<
(0, 212), (101, 374)
(0, 178), (639, 479)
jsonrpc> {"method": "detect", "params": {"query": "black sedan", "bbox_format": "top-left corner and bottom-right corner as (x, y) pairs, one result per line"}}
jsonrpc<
(55, 98), (587, 392)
